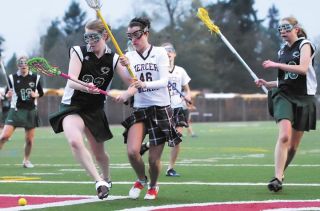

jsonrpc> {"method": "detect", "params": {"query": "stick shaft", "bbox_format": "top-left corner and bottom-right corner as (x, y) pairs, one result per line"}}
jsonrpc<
(168, 81), (192, 105)
(96, 10), (136, 79)
(217, 33), (268, 94)
(0, 61), (10, 88)
(59, 73), (110, 96)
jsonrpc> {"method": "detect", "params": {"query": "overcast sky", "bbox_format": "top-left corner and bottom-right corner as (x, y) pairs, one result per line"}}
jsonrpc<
(0, 0), (319, 63)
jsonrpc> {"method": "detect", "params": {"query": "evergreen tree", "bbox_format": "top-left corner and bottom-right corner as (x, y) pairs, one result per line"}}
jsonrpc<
(41, 19), (64, 57)
(267, 4), (281, 43)
(0, 36), (4, 56)
(5, 54), (18, 76)
(63, 1), (87, 35)
(267, 4), (279, 30)
(0, 36), (6, 87)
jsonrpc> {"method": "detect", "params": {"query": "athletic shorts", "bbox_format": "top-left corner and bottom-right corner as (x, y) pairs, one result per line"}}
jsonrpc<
(5, 108), (39, 129)
(173, 107), (189, 128)
(182, 108), (190, 121)
(268, 88), (316, 131)
(122, 105), (182, 147)
(49, 104), (113, 142)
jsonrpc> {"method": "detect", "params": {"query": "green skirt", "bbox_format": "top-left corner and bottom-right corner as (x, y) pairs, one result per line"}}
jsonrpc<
(49, 104), (113, 142)
(268, 88), (317, 131)
(5, 108), (40, 129)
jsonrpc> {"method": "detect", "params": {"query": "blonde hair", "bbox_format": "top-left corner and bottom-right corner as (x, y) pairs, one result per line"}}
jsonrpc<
(85, 19), (109, 34)
(281, 16), (307, 38)
(16, 56), (28, 66)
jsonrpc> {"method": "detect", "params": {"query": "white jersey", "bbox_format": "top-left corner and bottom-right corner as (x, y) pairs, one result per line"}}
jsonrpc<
(126, 46), (170, 107)
(168, 65), (191, 108)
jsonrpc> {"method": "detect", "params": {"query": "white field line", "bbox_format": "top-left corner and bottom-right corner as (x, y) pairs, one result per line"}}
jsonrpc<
(1, 180), (320, 187)
(0, 194), (94, 197)
(263, 208), (320, 211)
(2, 163), (320, 167)
(116, 199), (320, 211)
(23, 173), (63, 175)
(0, 195), (128, 211)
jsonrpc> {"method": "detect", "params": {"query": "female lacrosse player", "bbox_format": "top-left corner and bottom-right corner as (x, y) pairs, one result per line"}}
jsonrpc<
(49, 19), (130, 199)
(256, 16), (317, 192)
(139, 42), (192, 178)
(0, 56), (44, 168)
(117, 17), (182, 200)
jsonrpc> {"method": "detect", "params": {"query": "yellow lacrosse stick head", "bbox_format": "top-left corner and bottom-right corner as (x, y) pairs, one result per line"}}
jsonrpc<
(197, 8), (220, 34)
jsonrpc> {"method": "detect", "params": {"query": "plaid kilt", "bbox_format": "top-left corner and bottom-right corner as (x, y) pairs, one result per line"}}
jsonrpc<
(122, 105), (182, 147)
(173, 107), (188, 128)
(268, 88), (317, 131)
(49, 104), (113, 143)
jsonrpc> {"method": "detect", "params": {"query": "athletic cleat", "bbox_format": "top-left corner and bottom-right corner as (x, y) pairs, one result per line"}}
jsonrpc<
(23, 160), (34, 168)
(140, 142), (150, 156)
(107, 181), (112, 189)
(268, 177), (282, 192)
(95, 180), (111, 199)
(166, 168), (180, 177)
(144, 185), (159, 200)
(129, 179), (147, 199)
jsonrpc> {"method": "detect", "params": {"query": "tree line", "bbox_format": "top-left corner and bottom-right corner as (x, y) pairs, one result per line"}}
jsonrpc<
(0, 0), (319, 93)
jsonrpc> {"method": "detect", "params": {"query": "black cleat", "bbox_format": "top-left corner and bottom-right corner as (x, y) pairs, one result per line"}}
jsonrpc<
(268, 177), (282, 192)
(96, 181), (110, 199)
(166, 168), (180, 177)
(140, 142), (150, 156)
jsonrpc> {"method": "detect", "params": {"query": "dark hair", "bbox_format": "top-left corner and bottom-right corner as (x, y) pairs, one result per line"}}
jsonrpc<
(129, 17), (151, 31)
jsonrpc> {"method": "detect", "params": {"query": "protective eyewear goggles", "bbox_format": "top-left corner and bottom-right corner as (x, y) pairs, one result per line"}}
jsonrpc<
(277, 24), (294, 33)
(18, 60), (28, 66)
(127, 29), (147, 41)
(164, 47), (176, 53)
(84, 32), (103, 44)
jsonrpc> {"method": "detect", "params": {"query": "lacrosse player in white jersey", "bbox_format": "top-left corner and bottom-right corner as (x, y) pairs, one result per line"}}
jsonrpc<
(139, 43), (192, 177)
(117, 17), (182, 200)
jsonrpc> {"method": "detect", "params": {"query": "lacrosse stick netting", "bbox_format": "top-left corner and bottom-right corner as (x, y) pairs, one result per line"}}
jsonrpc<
(197, 8), (268, 94)
(27, 57), (111, 96)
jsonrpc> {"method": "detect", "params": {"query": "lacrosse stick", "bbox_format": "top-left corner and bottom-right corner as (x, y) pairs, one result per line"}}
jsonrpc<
(169, 81), (192, 105)
(0, 57), (10, 88)
(85, 0), (136, 79)
(27, 57), (112, 97)
(197, 8), (268, 94)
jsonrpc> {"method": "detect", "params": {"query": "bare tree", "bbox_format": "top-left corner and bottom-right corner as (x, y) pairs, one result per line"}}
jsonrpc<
(133, 0), (192, 30)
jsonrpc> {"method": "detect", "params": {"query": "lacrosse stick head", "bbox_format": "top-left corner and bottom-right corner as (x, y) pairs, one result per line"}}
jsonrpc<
(27, 57), (61, 77)
(197, 8), (220, 34)
(85, 0), (102, 10)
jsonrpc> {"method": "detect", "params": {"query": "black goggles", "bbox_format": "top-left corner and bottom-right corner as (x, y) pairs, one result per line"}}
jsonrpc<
(127, 29), (145, 41)
(277, 24), (294, 33)
(84, 32), (103, 44)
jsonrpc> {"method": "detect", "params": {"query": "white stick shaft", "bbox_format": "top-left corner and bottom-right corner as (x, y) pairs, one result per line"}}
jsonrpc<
(218, 33), (268, 94)
(0, 61), (10, 88)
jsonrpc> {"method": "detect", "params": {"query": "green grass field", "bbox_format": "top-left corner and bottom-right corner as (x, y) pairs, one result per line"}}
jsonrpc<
(1, 121), (320, 210)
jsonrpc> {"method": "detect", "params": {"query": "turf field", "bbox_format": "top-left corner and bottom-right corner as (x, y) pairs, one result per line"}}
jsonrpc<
(0, 121), (320, 210)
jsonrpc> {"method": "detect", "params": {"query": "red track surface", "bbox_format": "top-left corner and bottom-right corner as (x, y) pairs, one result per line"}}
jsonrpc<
(0, 196), (89, 208)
